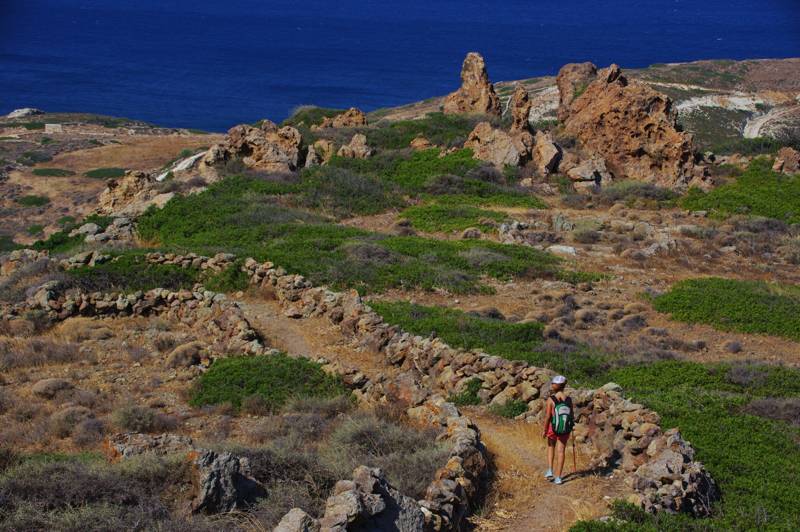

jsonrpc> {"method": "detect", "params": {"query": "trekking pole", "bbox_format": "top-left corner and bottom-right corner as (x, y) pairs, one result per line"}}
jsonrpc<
(572, 434), (577, 474)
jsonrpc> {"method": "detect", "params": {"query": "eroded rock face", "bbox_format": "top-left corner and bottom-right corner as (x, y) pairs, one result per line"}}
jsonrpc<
(772, 146), (800, 174)
(337, 133), (372, 159)
(443, 52), (501, 116)
(315, 107), (368, 129)
(560, 64), (705, 188)
(191, 450), (267, 513)
(97, 171), (173, 217)
(556, 62), (598, 121)
(305, 139), (336, 168)
(465, 122), (532, 167)
(510, 85), (533, 133)
(203, 120), (303, 173)
(532, 130), (562, 176)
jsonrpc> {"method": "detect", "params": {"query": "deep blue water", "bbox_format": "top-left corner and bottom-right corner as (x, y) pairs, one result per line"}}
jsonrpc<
(1, 0), (798, 131)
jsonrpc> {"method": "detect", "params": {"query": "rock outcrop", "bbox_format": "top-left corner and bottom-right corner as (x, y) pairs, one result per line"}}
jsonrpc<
(97, 171), (173, 217)
(531, 131), (562, 176)
(305, 139), (336, 168)
(314, 107), (368, 129)
(465, 122), (533, 168)
(509, 85), (533, 133)
(337, 133), (372, 159)
(559, 63), (706, 189)
(203, 120), (303, 173)
(5, 107), (44, 119)
(191, 450), (267, 513)
(556, 62), (598, 121)
(772, 146), (800, 174)
(443, 52), (501, 116)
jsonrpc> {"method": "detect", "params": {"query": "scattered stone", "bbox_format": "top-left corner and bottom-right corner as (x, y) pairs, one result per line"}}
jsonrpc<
(443, 52), (501, 116)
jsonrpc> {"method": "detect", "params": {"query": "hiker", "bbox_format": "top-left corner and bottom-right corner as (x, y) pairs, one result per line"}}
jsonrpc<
(542, 375), (574, 485)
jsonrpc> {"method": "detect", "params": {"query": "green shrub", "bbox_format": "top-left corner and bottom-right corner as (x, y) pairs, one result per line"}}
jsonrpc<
(654, 277), (800, 341)
(17, 150), (52, 165)
(30, 214), (112, 255)
(400, 202), (506, 232)
(709, 137), (796, 156)
(448, 378), (483, 406)
(489, 399), (528, 419)
(203, 260), (249, 293)
(16, 195), (50, 207)
(26, 225), (44, 236)
(367, 112), (481, 149)
(112, 406), (175, 433)
(32, 168), (75, 177)
(0, 235), (20, 252)
(380, 148), (479, 191)
(282, 106), (345, 128)
(21, 122), (45, 130)
(681, 158), (800, 223)
(190, 354), (348, 411)
(297, 166), (405, 217)
(84, 167), (126, 179)
(598, 181), (678, 207)
(67, 253), (199, 292)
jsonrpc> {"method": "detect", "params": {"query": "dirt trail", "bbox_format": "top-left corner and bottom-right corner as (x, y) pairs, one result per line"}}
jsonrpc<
(467, 412), (624, 531)
(237, 292), (626, 531)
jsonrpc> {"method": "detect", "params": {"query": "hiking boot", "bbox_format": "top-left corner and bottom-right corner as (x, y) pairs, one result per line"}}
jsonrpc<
(553, 476), (563, 485)
(544, 469), (554, 479)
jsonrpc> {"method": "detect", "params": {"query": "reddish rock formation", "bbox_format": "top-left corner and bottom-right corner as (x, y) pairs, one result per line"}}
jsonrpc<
(560, 64), (705, 188)
(409, 136), (433, 150)
(315, 107), (368, 129)
(510, 85), (532, 133)
(772, 146), (800, 174)
(531, 131), (562, 175)
(304, 139), (336, 168)
(203, 120), (303, 173)
(337, 133), (372, 159)
(556, 62), (598, 121)
(443, 52), (501, 116)
(465, 122), (532, 167)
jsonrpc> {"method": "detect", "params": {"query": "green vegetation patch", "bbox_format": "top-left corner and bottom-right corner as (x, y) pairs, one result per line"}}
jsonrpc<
(32, 168), (75, 177)
(26, 225), (44, 236)
(297, 166), (404, 218)
(137, 175), (583, 294)
(654, 277), (800, 342)
(400, 202), (507, 233)
(16, 151), (52, 166)
(15, 195), (50, 207)
(681, 159), (800, 223)
(367, 112), (481, 150)
(84, 167), (127, 179)
(203, 259), (250, 293)
(282, 106), (346, 128)
(0, 235), (20, 253)
(31, 214), (113, 254)
(67, 253), (199, 293)
(574, 361), (800, 530)
(190, 354), (348, 410)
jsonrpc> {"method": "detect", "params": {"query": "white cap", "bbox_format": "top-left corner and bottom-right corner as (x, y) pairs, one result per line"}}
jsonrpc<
(552, 375), (567, 384)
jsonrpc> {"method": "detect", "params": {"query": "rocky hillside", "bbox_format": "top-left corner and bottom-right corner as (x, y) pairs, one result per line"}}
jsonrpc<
(2, 55), (800, 531)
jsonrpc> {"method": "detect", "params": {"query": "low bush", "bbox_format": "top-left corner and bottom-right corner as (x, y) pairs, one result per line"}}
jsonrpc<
(489, 399), (528, 419)
(0, 338), (82, 370)
(17, 150), (52, 165)
(400, 202), (506, 233)
(67, 253), (199, 293)
(282, 106), (345, 128)
(0, 235), (19, 252)
(16, 195), (50, 207)
(83, 167), (126, 179)
(449, 378), (483, 406)
(190, 354), (348, 411)
(367, 112), (482, 149)
(296, 166), (404, 217)
(30, 214), (114, 255)
(32, 168), (75, 177)
(681, 158), (800, 223)
(597, 181), (678, 208)
(653, 277), (800, 341)
(112, 406), (176, 433)
(202, 259), (249, 293)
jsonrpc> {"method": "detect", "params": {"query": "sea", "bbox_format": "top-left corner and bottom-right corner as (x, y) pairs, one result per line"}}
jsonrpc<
(1, 0), (798, 131)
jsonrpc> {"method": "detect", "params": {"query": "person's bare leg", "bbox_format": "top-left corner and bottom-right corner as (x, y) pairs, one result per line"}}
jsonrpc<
(555, 439), (566, 479)
(547, 439), (555, 471)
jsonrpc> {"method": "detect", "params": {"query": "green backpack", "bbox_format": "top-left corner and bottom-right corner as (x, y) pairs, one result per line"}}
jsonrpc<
(551, 395), (574, 435)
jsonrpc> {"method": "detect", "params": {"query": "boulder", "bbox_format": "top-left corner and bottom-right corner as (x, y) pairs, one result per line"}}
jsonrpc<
(337, 133), (372, 159)
(224, 121), (303, 172)
(31, 378), (73, 399)
(772, 146), (800, 174)
(556, 62), (598, 121)
(559, 63), (705, 189)
(166, 341), (204, 368)
(275, 508), (320, 532)
(567, 157), (611, 184)
(465, 122), (531, 167)
(410, 136), (433, 151)
(443, 52), (501, 116)
(315, 107), (367, 129)
(305, 139), (336, 168)
(191, 450), (267, 513)
(531, 131), (562, 176)
(509, 85), (532, 133)
(97, 171), (157, 216)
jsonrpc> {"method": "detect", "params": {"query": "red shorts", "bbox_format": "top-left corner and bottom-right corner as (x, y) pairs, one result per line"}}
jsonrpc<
(546, 424), (570, 444)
